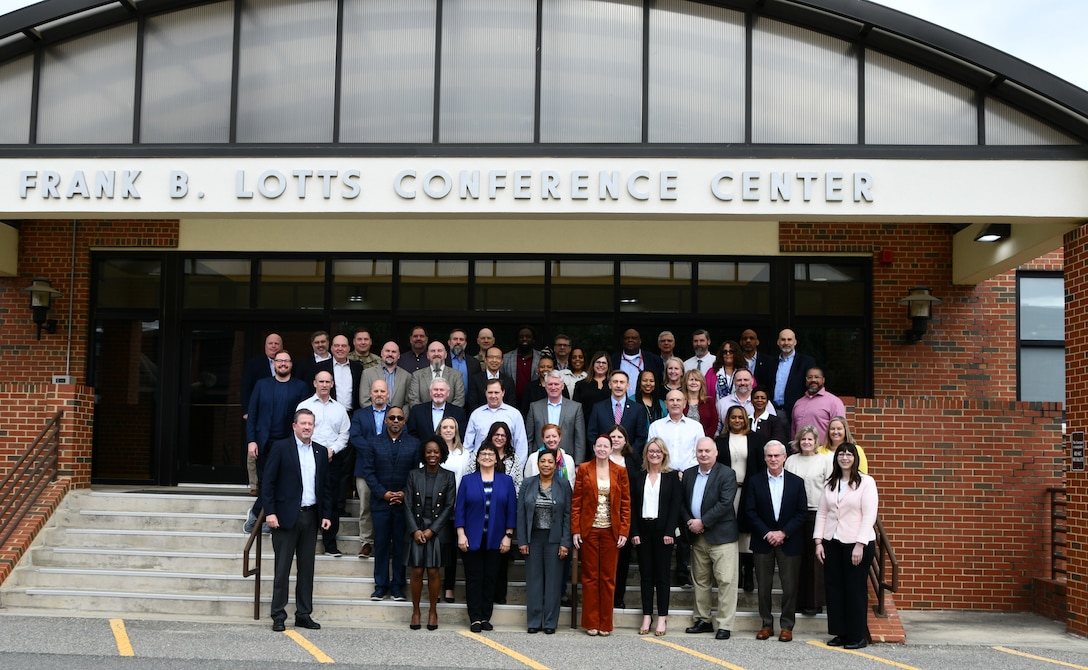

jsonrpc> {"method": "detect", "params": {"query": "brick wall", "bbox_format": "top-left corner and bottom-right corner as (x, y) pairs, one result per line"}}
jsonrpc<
(1063, 224), (1088, 635)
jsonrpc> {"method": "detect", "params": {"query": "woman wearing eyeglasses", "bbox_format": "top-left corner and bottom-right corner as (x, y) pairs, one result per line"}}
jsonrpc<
(814, 442), (878, 650)
(705, 340), (743, 400)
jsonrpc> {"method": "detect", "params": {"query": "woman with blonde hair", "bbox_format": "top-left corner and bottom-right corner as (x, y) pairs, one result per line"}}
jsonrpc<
(819, 416), (869, 474)
(683, 369), (718, 438)
(629, 436), (682, 636)
(438, 417), (469, 603)
(785, 425), (833, 615)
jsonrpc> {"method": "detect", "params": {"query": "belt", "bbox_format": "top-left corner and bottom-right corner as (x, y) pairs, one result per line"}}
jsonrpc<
(642, 517), (658, 522)
(300, 505), (316, 511)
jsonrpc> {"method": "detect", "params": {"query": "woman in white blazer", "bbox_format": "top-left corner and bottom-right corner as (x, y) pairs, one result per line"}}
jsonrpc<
(814, 442), (877, 650)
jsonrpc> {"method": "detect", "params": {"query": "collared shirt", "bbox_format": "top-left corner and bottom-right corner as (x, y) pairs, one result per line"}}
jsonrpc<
(296, 438), (317, 507)
(297, 394), (351, 454)
(691, 466), (712, 519)
(331, 359), (353, 411)
(618, 351), (643, 382)
(767, 469), (785, 520)
(790, 388), (846, 443)
(547, 399), (563, 426)
(647, 415), (704, 472)
(450, 354), (470, 390)
(382, 366), (398, 396)
(431, 403), (446, 431)
(684, 353), (714, 373)
(715, 393), (755, 435)
(773, 352), (795, 406)
(371, 405), (388, 435)
(463, 403), (529, 464)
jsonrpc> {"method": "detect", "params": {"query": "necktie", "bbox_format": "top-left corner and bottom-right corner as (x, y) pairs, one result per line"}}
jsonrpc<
(697, 359), (703, 370)
(433, 364), (441, 378)
(614, 400), (623, 424)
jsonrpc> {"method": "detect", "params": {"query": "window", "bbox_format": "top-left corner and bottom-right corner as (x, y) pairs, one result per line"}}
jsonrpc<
(1018, 272), (1064, 402)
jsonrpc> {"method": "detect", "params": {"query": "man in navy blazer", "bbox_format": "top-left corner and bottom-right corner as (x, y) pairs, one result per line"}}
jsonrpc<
(767, 329), (817, 423)
(406, 377), (467, 442)
(349, 379), (391, 559)
(612, 328), (665, 383)
(744, 439), (808, 642)
(262, 409), (333, 632)
(586, 370), (648, 462)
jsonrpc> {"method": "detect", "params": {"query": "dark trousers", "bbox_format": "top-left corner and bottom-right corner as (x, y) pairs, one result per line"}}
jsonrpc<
(270, 507), (318, 623)
(797, 511), (826, 611)
(525, 528), (564, 629)
(322, 448), (354, 551)
(463, 545), (501, 623)
(635, 518), (674, 615)
(495, 550), (514, 602)
(675, 535), (691, 581)
(823, 539), (875, 645)
(372, 505), (406, 593)
(754, 547), (800, 630)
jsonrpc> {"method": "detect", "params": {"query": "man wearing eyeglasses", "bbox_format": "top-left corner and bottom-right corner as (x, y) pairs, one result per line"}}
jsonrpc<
(359, 406), (419, 602)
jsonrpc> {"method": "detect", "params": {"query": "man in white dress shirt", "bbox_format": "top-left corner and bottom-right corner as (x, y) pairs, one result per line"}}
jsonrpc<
(464, 378), (529, 464)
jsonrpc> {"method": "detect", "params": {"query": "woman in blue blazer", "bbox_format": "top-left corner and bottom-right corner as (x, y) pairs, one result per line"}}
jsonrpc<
(517, 448), (572, 634)
(455, 442), (517, 633)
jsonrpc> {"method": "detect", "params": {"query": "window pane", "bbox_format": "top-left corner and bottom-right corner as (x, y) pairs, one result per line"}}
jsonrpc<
(332, 260), (393, 311)
(475, 261), (545, 311)
(92, 319), (158, 480)
(699, 262), (771, 314)
(794, 263), (865, 317)
(540, 0), (642, 142)
(648, 0), (744, 143)
(400, 260), (468, 311)
(551, 260), (614, 312)
(184, 259), (251, 309)
(987, 97), (1078, 146)
(96, 259), (162, 309)
(796, 326), (863, 398)
(1020, 276), (1064, 340)
(341, 0), (435, 142)
(0, 54), (33, 143)
(865, 50), (975, 145)
(38, 23), (136, 143)
(619, 261), (691, 313)
(236, 0), (336, 142)
(141, 2), (233, 143)
(440, 0), (535, 143)
(258, 260), (325, 310)
(1021, 347), (1064, 403)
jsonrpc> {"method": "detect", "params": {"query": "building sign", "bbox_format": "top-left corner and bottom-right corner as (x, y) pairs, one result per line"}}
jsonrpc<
(1073, 431), (1085, 472)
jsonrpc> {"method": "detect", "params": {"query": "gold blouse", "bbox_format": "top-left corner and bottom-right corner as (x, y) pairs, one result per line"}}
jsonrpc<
(591, 480), (612, 529)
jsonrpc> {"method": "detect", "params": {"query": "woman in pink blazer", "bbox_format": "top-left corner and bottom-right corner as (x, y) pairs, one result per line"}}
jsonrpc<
(814, 442), (878, 650)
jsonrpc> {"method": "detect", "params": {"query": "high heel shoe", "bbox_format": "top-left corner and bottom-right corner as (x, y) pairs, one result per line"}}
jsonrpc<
(427, 609), (438, 631)
(639, 615), (651, 635)
(410, 610), (421, 630)
(655, 617), (667, 636)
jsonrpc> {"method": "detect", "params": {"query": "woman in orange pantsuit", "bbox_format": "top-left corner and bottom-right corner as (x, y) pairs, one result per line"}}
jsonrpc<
(572, 434), (631, 636)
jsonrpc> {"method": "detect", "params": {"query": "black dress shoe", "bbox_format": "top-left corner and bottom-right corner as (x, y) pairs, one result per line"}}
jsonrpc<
(685, 620), (714, 634)
(481, 621), (494, 631)
(272, 621), (285, 632)
(295, 617), (321, 630)
(844, 640), (868, 649)
(544, 628), (555, 635)
(444, 596), (455, 603)
(470, 622), (483, 633)
(827, 636), (844, 647)
(614, 600), (625, 609)
(561, 596), (573, 608)
(715, 629), (731, 640)
(495, 598), (507, 605)
(528, 627), (540, 634)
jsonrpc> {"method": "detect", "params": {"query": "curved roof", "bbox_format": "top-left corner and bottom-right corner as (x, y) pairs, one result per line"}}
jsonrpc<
(1, 0), (1087, 142)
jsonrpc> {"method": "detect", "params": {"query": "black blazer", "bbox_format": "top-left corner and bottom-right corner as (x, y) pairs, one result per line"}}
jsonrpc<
(586, 397), (649, 461)
(261, 436), (332, 529)
(467, 373), (516, 413)
(611, 349), (665, 380)
(744, 469), (808, 556)
(768, 352), (817, 419)
(629, 469), (683, 543)
(404, 467), (457, 544)
(749, 353), (774, 393)
(316, 358), (364, 412)
(405, 402), (468, 442)
(240, 354), (273, 416)
(751, 412), (790, 450)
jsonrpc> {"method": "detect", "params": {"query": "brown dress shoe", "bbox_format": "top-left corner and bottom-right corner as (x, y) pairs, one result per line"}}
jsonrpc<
(778, 630), (793, 642)
(756, 627), (773, 640)
(358, 543), (372, 558)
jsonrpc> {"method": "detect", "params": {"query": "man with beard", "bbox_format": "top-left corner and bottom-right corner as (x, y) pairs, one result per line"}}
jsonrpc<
(398, 326), (430, 373)
(501, 326), (541, 407)
(790, 367), (845, 443)
(407, 341), (466, 409)
(684, 329), (714, 373)
(361, 341), (412, 412)
(446, 328), (478, 392)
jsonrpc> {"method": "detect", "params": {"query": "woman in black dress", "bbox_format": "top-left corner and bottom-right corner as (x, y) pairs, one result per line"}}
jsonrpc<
(404, 437), (456, 630)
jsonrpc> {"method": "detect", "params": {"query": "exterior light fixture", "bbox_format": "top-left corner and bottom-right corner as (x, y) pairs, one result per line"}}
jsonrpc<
(897, 286), (942, 344)
(21, 276), (62, 340)
(974, 223), (1011, 243)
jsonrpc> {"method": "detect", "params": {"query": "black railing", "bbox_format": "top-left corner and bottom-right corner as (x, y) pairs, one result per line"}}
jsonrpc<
(1047, 487), (1068, 581)
(0, 410), (62, 552)
(869, 517), (899, 617)
(242, 509), (265, 620)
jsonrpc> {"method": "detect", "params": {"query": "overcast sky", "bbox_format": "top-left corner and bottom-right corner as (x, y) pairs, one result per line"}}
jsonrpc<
(1, 0), (1084, 90)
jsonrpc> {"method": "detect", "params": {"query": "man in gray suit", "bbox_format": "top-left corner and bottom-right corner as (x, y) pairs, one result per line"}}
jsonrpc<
(682, 437), (739, 641)
(406, 341), (466, 409)
(360, 341), (412, 412)
(525, 371), (586, 463)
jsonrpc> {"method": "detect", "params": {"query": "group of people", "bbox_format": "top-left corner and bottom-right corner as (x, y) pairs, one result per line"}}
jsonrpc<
(240, 325), (877, 648)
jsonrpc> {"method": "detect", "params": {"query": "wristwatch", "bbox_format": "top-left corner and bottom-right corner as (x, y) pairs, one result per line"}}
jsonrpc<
(505, 531), (514, 539)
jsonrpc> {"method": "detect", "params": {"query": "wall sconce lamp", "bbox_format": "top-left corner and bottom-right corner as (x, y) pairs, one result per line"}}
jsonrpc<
(974, 223), (1011, 243)
(21, 277), (62, 340)
(897, 286), (942, 344)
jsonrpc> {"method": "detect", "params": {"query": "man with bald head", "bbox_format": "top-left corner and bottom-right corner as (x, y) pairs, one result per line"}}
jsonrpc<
(474, 328), (496, 370)
(739, 329), (772, 390)
(360, 341), (412, 412)
(350, 378), (392, 559)
(768, 329), (817, 423)
(407, 341), (466, 408)
(612, 328), (664, 383)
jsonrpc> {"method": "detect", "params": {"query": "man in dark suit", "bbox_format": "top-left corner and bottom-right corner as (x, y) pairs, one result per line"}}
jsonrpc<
(744, 440), (808, 642)
(263, 408), (333, 632)
(240, 332), (282, 494)
(359, 405), (420, 601)
(682, 437), (739, 641)
(586, 370), (649, 462)
(318, 335), (363, 519)
(468, 346), (515, 412)
(500, 326), (542, 407)
(294, 330), (332, 386)
(349, 378), (390, 559)
(612, 328), (665, 383)
(768, 329), (817, 423)
(526, 370), (586, 463)
(406, 377), (467, 442)
(739, 329), (773, 391)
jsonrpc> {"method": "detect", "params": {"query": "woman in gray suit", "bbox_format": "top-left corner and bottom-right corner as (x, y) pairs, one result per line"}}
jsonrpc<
(517, 448), (572, 635)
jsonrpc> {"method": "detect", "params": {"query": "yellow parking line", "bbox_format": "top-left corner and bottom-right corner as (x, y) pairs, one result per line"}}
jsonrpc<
(459, 630), (550, 670)
(284, 630), (335, 663)
(643, 636), (746, 670)
(109, 618), (134, 657)
(994, 646), (1088, 670)
(806, 640), (919, 670)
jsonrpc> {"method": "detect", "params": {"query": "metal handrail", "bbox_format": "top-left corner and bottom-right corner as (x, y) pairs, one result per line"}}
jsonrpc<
(1047, 487), (1067, 580)
(242, 508), (265, 620)
(0, 410), (62, 551)
(869, 517), (899, 617)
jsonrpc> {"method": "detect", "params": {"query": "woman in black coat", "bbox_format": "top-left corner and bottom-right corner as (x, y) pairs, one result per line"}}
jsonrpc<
(714, 405), (766, 592)
(629, 437), (683, 636)
(404, 437), (456, 630)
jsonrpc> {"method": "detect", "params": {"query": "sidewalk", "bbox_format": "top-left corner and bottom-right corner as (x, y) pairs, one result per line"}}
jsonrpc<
(900, 610), (1088, 648)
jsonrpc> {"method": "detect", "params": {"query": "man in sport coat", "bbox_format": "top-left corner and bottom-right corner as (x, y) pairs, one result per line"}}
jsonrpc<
(525, 371), (586, 463)
(262, 408), (333, 632)
(360, 341), (413, 412)
(744, 440), (808, 642)
(406, 377), (467, 442)
(586, 370), (648, 462)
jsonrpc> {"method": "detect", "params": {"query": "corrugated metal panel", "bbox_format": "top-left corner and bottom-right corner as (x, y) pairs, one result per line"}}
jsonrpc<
(340, 0), (436, 143)
(865, 50), (974, 145)
(37, 23), (136, 144)
(440, 0), (535, 143)
(0, 53), (32, 143)
(986, 97), (1078, 145)
(751, 17), (856, 144)
(648, 0), (744, 143)
(236, 0), (336, 143)
(141, 2), (233, 143)
(540, 0), (642, 143)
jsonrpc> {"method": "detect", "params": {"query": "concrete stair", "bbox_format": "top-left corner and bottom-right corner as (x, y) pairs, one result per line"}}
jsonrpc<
(0, 488), (827, 632)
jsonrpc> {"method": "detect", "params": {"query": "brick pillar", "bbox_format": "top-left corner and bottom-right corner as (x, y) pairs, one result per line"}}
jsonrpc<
(1065, 224), (1088, 635)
